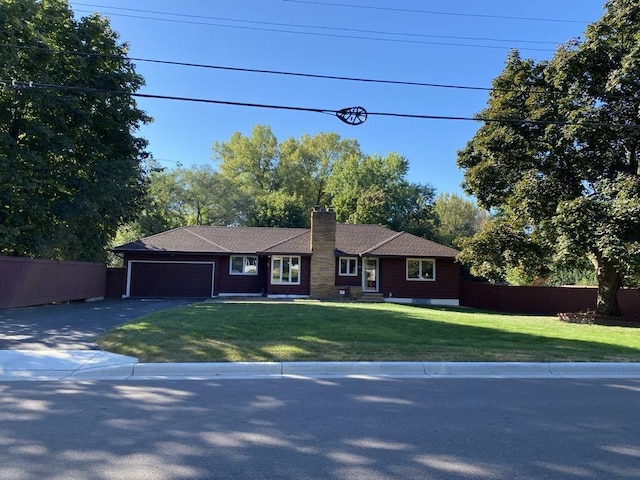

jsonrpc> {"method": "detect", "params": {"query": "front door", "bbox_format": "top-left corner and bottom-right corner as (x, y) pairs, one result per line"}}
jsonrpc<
(362, 257), (379, 292)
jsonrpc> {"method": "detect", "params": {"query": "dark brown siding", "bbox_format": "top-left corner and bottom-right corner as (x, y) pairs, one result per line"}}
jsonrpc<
(0, 256), (105, 309)
(380, 257), (460, 300)
(334, 257), (361, 288)
(267, 256), (311, 296)
(460, 280), (640, 317)
(217, 256), (269, 295)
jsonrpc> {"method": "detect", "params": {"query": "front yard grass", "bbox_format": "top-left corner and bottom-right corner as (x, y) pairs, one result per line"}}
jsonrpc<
(96, 301), (640, 363)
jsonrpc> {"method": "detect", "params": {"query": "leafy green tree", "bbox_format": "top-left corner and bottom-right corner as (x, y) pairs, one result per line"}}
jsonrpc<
(116, 165), (249, 238)
(211, 126), (436, 233)
(180, 166), (247, 226)
(432, 193), (489, 248)
(248, 191), (306, 228)
(327, 152), (436, 236)
(0, 0), (150, 261)
(213, 124), (278, 195)
(457, 0), (640, 316)
(276, 132), (362, 215)
(213, 126), (363, 227)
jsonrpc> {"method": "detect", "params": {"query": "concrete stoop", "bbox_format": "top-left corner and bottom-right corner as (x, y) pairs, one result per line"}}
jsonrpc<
(358, 293), (385, 303)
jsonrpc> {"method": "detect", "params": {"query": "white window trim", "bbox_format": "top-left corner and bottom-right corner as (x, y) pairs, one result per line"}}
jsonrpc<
(271, 255), (301, 285)
(229, 255), (259, 276)
(406, 258), (436, 282)
(338, 256), (358, 276)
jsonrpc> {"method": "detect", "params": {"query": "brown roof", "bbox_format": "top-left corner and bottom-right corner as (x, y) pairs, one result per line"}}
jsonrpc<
(114, 224), (459, 258)
(114, 226), (310, 254)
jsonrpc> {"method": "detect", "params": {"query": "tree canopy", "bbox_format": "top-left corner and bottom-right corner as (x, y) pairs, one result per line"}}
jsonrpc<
(0, 0), (150, 261)
(432, 193), (488, 248)
(211, 125), (437, 235)
(456, 0), (640, 316)
(121, 126), (440, 240)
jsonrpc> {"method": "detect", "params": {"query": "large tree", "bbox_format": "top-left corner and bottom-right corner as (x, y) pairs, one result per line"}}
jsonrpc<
(326, 152), (436, 236)
(432, 193), (489, 248)
(212, 125), (363, 227)
(457, 0), (640, 316)
(0, 0), (150, 261)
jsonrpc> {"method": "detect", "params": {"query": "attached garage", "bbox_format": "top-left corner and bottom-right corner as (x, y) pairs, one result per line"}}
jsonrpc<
(126, 261), (215, 298)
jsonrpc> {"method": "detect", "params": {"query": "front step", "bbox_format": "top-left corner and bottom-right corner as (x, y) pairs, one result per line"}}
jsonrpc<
(358, 293), (385, 303)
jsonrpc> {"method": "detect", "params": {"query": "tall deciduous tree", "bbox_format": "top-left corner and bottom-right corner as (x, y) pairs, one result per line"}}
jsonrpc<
(327, 152), (436, 236)
(212, 125), (364, 227)
(0, 0), (150, 261)
(432, 193), (489, 248)
(118, 165), (246, 238)
(276, 132), (361, 214)
(457, 0), (640, 316)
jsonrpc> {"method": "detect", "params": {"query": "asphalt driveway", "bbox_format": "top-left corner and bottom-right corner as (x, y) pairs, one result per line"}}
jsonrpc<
(0, 298), (197, 350)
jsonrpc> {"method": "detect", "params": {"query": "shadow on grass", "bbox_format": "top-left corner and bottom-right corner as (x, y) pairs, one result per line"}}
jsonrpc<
(97, 302), (640, 363)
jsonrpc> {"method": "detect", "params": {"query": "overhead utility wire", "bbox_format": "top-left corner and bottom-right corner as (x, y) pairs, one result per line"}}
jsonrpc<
(280, 0), (590, 24)
(4, 80), (639, 130)
(72, 2), (561, 46)
(0, 43), (493, 92)
(72, 9), (555, 52)
(4, 44), (634, 101)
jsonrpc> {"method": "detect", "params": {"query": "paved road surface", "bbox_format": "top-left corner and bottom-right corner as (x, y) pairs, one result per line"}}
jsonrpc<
(0, 298), (196, 349)
(1, 377), (639, 479)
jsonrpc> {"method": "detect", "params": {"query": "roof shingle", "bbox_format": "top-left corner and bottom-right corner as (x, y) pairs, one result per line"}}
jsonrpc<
(114, 224), (459, 258)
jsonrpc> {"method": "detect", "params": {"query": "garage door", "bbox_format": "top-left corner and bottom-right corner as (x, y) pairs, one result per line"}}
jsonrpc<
(128, 261), (214, 297)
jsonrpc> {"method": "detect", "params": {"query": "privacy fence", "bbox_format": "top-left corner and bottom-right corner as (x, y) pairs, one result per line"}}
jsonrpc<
(0, 256), (106, 309)
(460, 280), (640, 317)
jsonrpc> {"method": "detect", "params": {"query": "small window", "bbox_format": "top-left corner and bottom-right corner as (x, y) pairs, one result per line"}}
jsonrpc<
(230, 256), (258, 275)
(339, 257), (358, 276)
(406, 258), (435, 281)
(271, 256), (300, 284)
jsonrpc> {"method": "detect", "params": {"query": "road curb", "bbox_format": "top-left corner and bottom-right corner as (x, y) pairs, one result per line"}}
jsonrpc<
(282, 361), (425, 376)
(3, 351), (640, 380)
(133, 361), (282, 378)
(122, 361), (640, 379)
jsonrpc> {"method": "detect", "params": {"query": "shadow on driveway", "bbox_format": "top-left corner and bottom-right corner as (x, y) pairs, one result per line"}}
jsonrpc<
(0, 298), (198, 350)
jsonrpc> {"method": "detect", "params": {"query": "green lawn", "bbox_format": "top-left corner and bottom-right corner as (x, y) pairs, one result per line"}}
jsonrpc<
(96, 301), (640, 363)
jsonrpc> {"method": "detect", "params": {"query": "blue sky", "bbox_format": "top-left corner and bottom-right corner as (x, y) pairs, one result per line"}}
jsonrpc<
(69, 0), (606, 196)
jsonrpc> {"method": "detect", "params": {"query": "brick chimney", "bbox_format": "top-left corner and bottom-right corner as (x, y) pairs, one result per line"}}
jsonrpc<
(310, 207), (337, 299)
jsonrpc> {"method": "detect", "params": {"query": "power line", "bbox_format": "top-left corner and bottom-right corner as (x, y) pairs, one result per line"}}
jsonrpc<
(72, 2), (562, 46)
(280, 0), (590, 24)
(0, 42), (495, 93)
(4, 79), (639, 130)
(4, 43), (634, 101)
(71, 8), (556, 53)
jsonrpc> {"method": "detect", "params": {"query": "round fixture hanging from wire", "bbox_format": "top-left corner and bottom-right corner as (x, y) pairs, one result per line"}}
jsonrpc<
(336, 106), (367, 125)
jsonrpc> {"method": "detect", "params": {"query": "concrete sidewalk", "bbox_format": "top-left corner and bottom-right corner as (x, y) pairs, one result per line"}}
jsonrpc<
(2, 350), (640, 381)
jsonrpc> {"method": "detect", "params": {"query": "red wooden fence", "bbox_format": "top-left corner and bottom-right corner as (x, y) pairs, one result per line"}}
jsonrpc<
(460, 280), (640, 317)
(0, 256), (106, 309)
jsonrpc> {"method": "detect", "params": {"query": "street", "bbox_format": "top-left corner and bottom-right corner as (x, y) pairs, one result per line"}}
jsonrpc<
(1, 377), (639, 479)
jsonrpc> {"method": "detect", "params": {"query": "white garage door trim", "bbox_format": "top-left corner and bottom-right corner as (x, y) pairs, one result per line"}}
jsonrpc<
(125, 260), (216, 298)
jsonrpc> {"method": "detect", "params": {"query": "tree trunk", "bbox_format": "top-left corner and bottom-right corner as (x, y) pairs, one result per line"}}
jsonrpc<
(594, 257), (622, 316)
